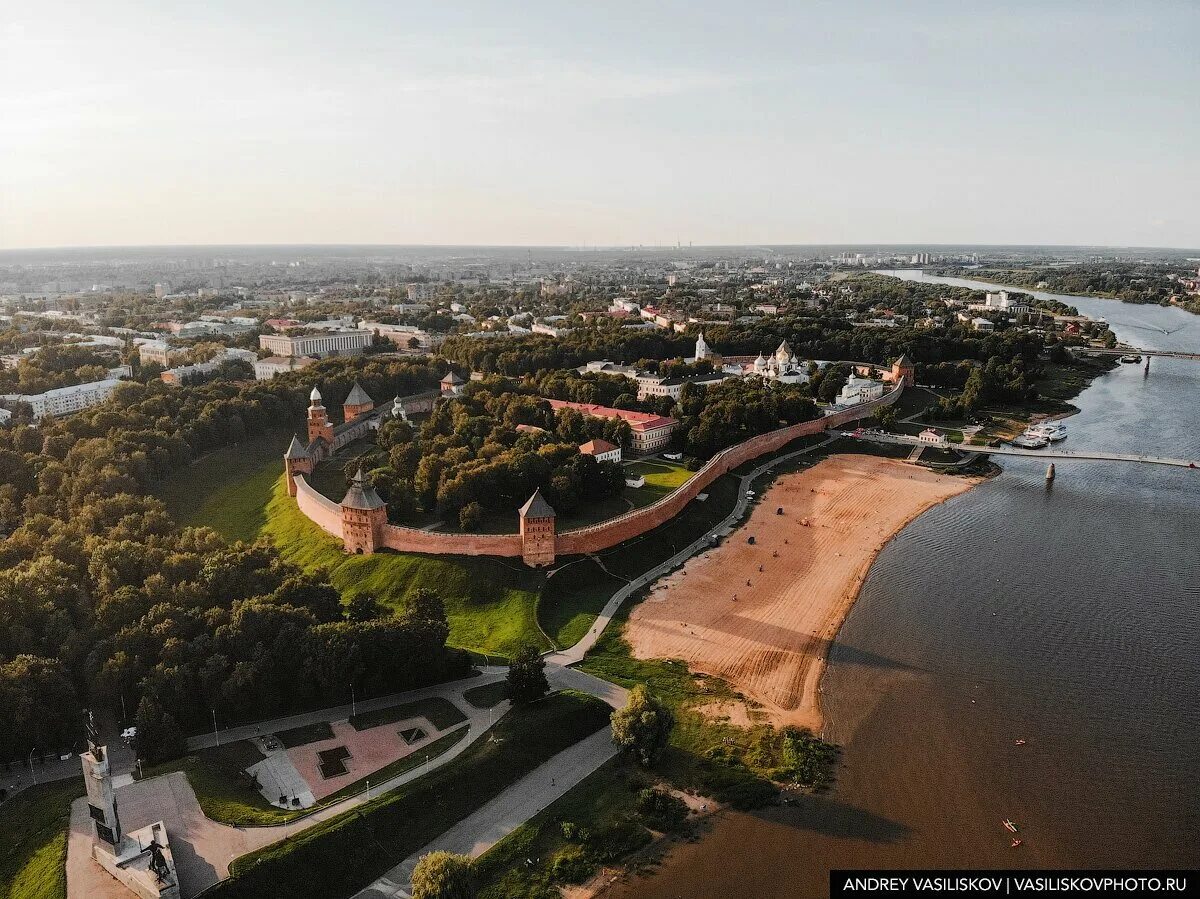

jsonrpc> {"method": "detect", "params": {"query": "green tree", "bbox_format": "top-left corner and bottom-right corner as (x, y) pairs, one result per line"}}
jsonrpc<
(410, 850), (476, 899)
(458, 501), (484, 532)
(504, 643), (549, 705)
(610, 685), (674, 766)
(134, 694), (185, 764)
(345, 593), (384, 623)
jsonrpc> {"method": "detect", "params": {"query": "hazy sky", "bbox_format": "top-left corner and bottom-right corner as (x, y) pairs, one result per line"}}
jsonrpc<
(2, 1), (1198, 250)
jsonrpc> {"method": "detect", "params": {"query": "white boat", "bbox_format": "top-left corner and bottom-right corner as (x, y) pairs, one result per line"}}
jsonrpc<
(1011, 432), (1049, 449)
(1028, 421), (1068, 442)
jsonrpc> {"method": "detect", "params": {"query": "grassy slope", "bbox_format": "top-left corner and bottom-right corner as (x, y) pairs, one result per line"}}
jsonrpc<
(348, 696), (466, 731)
(0, 780), (83, 899)
(157, 431), (293, 542)
(264, 474), (548, 657)
(211, 691), (611, 899)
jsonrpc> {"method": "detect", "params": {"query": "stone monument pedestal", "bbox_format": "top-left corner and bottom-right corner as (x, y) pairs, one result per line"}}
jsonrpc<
(92, 821), (181, 899)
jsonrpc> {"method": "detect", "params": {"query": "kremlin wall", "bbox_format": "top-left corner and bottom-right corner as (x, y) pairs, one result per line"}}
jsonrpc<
(281, 367), (908, 568)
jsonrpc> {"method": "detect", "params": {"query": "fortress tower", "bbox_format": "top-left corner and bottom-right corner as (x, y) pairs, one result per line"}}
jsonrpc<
(342, 381), (375, 421)
(890, 354), (915, 387)
(340, 467), (387, 553)
(307, 386), (335, 446)
(518, 489), (556, 567)
(283, 435), (313, 496)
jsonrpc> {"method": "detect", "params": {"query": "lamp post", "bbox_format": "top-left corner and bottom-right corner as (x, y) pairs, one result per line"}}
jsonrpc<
(365, 779), (370, 800)
(28, 748), (37, 784)
(351, 683), (357, 719)
(211, 709), (220, 747)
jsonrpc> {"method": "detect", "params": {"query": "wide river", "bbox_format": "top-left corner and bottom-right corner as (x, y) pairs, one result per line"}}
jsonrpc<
(610, 271), (1200, 897)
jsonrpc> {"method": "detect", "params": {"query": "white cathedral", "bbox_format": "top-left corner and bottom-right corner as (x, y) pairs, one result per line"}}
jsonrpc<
(692, 333), (811, 385)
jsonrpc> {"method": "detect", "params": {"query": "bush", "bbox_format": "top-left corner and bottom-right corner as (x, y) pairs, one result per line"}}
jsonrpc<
(411, 850), (476, 899)
(458, 501), (484, 532)
(635, 787), (688, 833)
(610, 685), (674, 766)
(587, 819), (652, 861)
(549, 844), (594, 884)
(504, 643), (548, 705)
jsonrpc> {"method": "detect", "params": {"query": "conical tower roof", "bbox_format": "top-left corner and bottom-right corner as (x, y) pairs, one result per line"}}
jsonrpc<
(309, 385), (322, 402)
(344, 381), (372, 406)
(895, 353), (913, 367)
(341, 466), (386, 511)
(285, 435), (310, 460)
(518, 488), (556, 519)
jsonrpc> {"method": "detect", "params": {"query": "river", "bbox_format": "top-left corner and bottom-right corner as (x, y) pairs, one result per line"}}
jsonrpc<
(607, 271), (1200, 897)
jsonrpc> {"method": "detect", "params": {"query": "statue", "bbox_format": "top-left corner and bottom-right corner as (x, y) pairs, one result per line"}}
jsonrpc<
(148, 839), (171, 885)
(84, 708), (103, 762)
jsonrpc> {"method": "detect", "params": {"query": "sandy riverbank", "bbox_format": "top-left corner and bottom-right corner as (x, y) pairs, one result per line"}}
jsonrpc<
(624, 453), (979, 731)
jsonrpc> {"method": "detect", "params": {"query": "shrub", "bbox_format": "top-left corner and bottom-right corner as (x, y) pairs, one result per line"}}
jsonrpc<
(635, 787), (688, 833)
(549, 845), (594, 884)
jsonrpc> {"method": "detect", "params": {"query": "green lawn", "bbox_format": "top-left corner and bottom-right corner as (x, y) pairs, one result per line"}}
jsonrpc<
(349, 696), (467, 732)
(261, 474), (549, 658)
(539, 556), (627, 649)
(475, 758), (657, 898)
(156, 431), (294, 542)
(462, 681), (508, 709)
(211, 691), (612, 899)
(276, 722), (335, 748)
(138, 741), (301, 826)
(142, 726), (470, 826)
(0, 780), (82, 899)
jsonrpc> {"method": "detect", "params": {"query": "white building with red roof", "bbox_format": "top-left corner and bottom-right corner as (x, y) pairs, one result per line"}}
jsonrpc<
(579, 437), (621, 463)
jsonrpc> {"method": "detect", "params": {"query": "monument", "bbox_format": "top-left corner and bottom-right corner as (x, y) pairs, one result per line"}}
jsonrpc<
(80, 711), (181, 899)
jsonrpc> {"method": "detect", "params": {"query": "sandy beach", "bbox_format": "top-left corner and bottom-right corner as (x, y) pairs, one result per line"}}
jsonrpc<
(624, 454), (978, 731)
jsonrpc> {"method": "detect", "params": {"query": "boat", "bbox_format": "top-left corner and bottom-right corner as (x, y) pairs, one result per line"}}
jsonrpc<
(1011, 432), (1049, 449)
(1028, 421), (1068, 442)
(1120, 354), (1142, 363)
(1003, 819), (1019, 833)
(1014, 739), (1026, 746)
(1011, 839), (1023, 848)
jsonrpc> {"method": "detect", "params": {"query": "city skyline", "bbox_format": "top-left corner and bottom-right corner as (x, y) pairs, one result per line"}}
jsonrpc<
(3, 0), (1199, 250)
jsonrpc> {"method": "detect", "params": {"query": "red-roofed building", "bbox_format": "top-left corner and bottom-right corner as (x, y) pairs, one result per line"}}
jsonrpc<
(579, 438), (621, 463)
(546, 399), (678, 454)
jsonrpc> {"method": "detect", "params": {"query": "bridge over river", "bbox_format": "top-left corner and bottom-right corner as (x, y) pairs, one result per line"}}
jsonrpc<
(1075, 347), (1200, 362)
(841, 429), (1200, 471)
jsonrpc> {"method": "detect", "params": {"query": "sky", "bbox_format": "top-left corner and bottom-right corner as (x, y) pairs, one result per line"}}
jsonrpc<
(2, 0), (1198, 250)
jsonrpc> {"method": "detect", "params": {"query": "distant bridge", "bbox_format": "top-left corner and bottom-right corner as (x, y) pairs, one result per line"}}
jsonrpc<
(1074, 347), (1200, 362)
(841, 429), (1200, 471)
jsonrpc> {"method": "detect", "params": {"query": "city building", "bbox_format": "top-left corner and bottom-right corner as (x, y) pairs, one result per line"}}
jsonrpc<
(835, 374), (887, 407)
(1, 378), (123, 419)
(545, 399), (678, 453)
(253, 355), (316, 380)
(579, 438), (621, 463)
(259, 330), (373, 357)
(359, 322), (445, 352)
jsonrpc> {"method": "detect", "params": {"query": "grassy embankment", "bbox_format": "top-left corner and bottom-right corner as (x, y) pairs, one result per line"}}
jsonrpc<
(206, 690), (610, 899)
(157, 440), (548, 659)
(0, 780), (82, 899)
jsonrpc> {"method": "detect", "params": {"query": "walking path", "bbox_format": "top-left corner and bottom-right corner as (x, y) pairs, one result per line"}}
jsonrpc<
(187, 667), (507, 752)
(548, 433), (840, 666)
(352, 669), (626, 899)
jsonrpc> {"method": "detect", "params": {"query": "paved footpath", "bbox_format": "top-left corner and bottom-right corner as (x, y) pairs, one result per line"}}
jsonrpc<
(548, 433), (840, 665)
(353, 666), (626, 899)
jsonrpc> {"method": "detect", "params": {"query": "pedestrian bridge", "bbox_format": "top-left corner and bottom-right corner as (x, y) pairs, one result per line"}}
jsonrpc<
(841, 429), (1200, 470)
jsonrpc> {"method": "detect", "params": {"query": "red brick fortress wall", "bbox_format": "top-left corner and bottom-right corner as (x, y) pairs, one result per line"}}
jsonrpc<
(286, 386), (902, 561)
